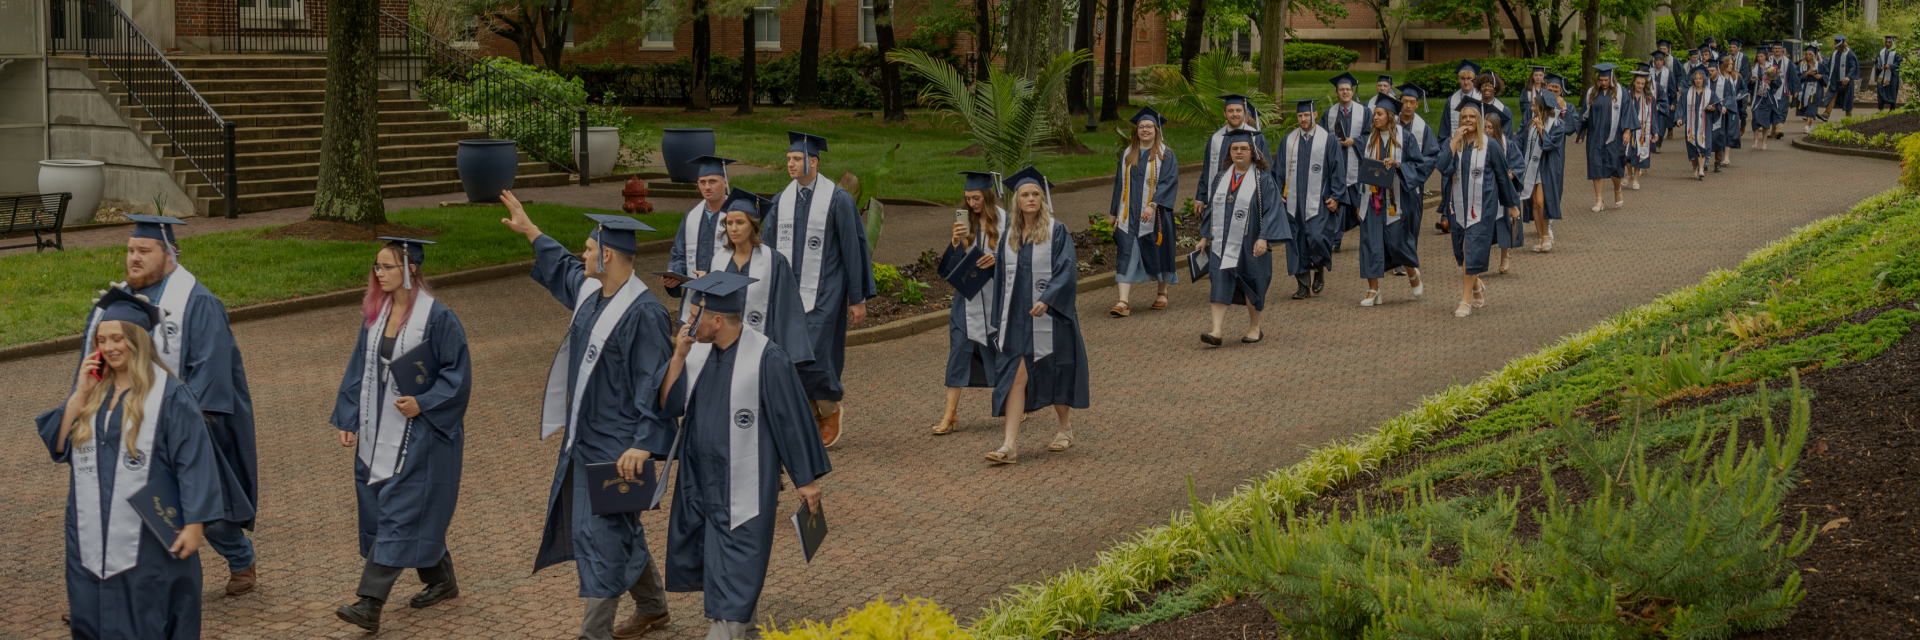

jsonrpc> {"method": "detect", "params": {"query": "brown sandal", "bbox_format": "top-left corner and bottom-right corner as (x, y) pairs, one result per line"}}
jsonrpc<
(984, 447), (1018, 464)
(1048, 432), (1073, 452)
(1109, 301), (1130, 317)
(1149, 295), (1169, 310)
(931, 415), (958, 435)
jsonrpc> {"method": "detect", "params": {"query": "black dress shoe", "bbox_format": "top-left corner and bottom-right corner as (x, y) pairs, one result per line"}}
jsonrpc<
(1311, 269), (1326, 295)
(1241, 331), (1264, 344)
(410, 576), (459, 609)
(1200, 332), (1223, 346)
(1292, 275), (1312, 299)
(336, 597), (383, 632)
(1391, 268), (1407, 276)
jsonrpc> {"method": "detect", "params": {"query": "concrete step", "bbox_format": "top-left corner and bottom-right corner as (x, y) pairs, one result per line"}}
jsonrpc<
(201, 172), (575, 216)
(144, 109), (453, 131)
(132, 115), (469, 140)
(162, 56), (329, 69)
(174, 87), (413, 105)
(176, 153), (521, 184)
(222, 142), (491, 169)
(174, 66), (332, 81)
(226, 129), (485, 155)
(185, 162), (557, 199)
(121, 99), (432, 119)
(120, 77), (329, 93)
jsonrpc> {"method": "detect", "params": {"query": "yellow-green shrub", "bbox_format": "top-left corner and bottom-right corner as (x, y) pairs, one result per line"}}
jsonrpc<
(1899, 133), (1920, 193)
(760, 598), (973, 640)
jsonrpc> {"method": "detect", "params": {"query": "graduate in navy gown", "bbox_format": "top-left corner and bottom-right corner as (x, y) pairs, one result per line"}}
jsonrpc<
(1797, 45), (1830, 131)
(1828, 35), (1861, 117)
(1474, 73), (1515, 138)
(1713, 57), (1746, 163)
(1197, 129), (1288, 343)
(1106, 106), (1180, 317)
(1517, 66), (1550, 125)
(1624, 67), (1661, 189)
(655, 272), (832, 640)
(1511, 88), (1578, 254)
(1874, 35), (1902, 110)
(499, 192), (676, 640)
(1751, 43), (1793, 148)
(709, 187), (818, 392)
(328, 238), (471, 633)
(40, 287), (232, 640)
(1435, 60), (1485, 234)
(1575, 63), (1631, 213)
(764, 131), (877, 448)
(983, 167), (1090, 464)
(1438, 98), (1521, 318)
(663, 156), (741, 312)
(79, 215), (259, 596)
(1650, 52), (1678, 152)
(1324, 72), (1371, 254)
(1197, 95), (1269, 208)
(1276, 99), (1347, 299)
(1480, 103), (1523, 276)
(1393, 82), (1442, 278)
(933, 171), (1006, 435)
(1355, 90), (1429, 306)
(1676, 67), (1723, 181)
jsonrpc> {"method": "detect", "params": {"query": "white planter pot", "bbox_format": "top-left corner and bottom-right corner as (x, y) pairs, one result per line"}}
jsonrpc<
(39, 160), (107, 227)
(572, 126), (620, 177)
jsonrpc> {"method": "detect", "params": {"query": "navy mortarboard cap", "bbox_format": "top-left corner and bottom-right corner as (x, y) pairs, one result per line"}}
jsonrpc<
(1395, 82), (1427, 101)
(1593, 62), (1619, 77)
(1375, 74), (1396, 84)
(1704, 36), (1717, 44)
(377, 236), (437, 289)
(1456, 59), (1483, 75)
(1545, 73), (1568, 88)
(681, 271), (756, 315)
(1534, 89), (1557, 108)
(125, 214), (185, 258)
(959, 170), (1000, 194)
(1221, 128), (1258, 146)
(1455, 95), (1484, 113)
(585, 213), (653, 270)
(786, 131), (827, 157)
(1329, 72), (1359, 87)
(1218, 93), (1251, 108)
(94, 285), (162, 334)
(1659, 39), (1673, 47)
(1529, 65), (1549, 73)
(1374, 89), (1400, 107)
(1833, 34), (1848, 43)
(1294, 98), (1319, 113)
(1887, 35), (1898, 40)
(1652, 50), (1669, 59)
(1130, 105), (1166, 126)
(689, 155), (735, 179)
(1631, 68), (1651, 77)
(721, 187), (773, 221)
(1730, 39), (1743, 47)
(1003, 166), (1053, 194)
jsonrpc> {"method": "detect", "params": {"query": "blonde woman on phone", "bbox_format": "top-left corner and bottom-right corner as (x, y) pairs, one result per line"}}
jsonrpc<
(38, 286), (236, 639)
(932, 171), (1005, 435)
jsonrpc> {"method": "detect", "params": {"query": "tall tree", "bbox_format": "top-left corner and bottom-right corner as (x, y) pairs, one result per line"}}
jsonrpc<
(1101, 0), (1121, 120)
(975, 0), (993, 81)
(1486, 9), (1506, 56)
(1257, 0), (1346, 94)
(1180, 0), (1206, 78)
(1005, 0), (1077, 145)
(1069, 0), (1095, 113)
(797, 0), (825, 107)
(690, 0), (712, 111)
(1580, 0), (1599, 88)
(1119, 0), (1135, 107)
(311, 0), (384, 223)
(465, 0), (572, 70)
(875, 0), (906, 121)
(739, 10), (757, 114)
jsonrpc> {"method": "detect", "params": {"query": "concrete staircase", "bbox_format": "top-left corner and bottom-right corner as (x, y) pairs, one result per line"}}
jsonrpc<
(89, 55), (572, 217)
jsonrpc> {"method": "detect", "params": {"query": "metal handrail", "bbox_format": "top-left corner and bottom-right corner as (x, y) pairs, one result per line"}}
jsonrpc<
(49, 0), (239, 218)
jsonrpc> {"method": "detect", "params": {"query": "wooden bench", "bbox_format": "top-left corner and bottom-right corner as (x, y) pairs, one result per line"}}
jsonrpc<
(0, 192), (72, 252)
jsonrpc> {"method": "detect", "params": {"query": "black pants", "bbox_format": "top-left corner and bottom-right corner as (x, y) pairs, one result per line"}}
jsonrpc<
(357, 550), (454, 602)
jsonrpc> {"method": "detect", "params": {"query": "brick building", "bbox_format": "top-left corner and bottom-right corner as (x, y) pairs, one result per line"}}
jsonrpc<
(1201, 1), (1597, 71)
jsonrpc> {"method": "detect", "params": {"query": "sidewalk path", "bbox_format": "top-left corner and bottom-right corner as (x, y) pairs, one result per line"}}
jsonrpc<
(0, 133), (1895, 639)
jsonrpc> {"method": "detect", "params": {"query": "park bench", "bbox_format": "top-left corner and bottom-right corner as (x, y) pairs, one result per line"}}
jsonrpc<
(0, 192), (72, 252)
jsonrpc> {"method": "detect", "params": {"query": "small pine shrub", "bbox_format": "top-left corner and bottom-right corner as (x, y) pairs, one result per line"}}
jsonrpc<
(1733, 308), (1920, 380)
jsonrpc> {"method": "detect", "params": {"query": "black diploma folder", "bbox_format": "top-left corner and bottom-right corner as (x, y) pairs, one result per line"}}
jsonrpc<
(1187, 246), (1210, 281)
(389, 342), (439, 397)
(939, 246), (994, 300)
(790, 501), (827, 563)
(584, 460), (659, 515)
(651, 270), (696, 283)
(1357, 157), (1394, 188)
(127, 472), (183, 546)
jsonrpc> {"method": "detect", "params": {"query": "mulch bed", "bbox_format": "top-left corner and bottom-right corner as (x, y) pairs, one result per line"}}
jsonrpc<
(1086, 312), (1920, 639)
(1840, 111), (1920, 138)
(261, 220), (440, 242)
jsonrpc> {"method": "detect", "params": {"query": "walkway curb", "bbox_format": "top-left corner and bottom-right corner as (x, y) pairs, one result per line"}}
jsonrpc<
(1792, 137), (1902, 161)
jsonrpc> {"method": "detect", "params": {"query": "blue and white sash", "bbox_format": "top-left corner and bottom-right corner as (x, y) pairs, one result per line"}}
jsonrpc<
(540, 273), (646, 453)
(1283, 128), (1331, 222)
(1208, 168), (1258, 270)
(680, 328), (768, 529)
(774, 178), (836, 312)
(997, 221), (1057, 361)
(708, 245), (775, 333)
(73, 362), (167, 579)
(356, 291), (434, 484)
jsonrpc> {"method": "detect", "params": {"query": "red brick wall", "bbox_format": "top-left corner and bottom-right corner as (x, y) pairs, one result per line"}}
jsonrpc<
(176, 0), (410, 42)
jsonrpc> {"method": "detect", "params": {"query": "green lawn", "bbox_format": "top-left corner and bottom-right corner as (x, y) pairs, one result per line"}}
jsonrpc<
(1, 203), (679, 348)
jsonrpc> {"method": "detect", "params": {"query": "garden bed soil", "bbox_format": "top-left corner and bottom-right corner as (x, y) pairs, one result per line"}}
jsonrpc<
(1088, 317), (1920, 640)
(261, 220), (440, 243)
(1840, 111), (1920, 138)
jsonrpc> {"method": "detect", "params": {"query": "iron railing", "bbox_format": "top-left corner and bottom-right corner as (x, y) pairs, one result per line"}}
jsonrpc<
(223, 0), (344, 55)
(49, 0), (239, 218)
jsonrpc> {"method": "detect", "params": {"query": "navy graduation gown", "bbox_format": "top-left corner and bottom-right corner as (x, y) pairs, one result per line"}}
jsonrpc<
(1623, 95), (1659, 169)
(38, 378), (227, 640)
(659, 338), (831, 623)
(1830, 49), (1861, 111)
(1357, 127), (1429, 279)
(1108, 147), (1181, 278)
(1875, 48), (1902, 104)
(1438, 138), (1521, 276)
(720, 247), (819, 373)
(990, 221), (1090, 417)
(1752, 57), (1793, 127)
(765, 180), (878, 403)
(1278, 127), (1346, 275)
(1509, 112), (1578, 222)
(1201, 167), (1289, 309)
(939, 237), (1000, 389)
(1197, 125), (1269, 206)
(665, 202), (726, 299)
(128, 275), (257, 529)
(1714, 76), (1744, 150)
(1323, 100), (1373, 240)
(1797, 60), (1830, 118)
(328, 301), (471, 568)
(527, 235), (678, 599)
(1579, 89), (1629, 180)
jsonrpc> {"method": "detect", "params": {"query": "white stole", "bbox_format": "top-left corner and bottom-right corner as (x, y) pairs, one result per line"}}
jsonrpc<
(1208, 167), (1258, 269)
(1206, 123), (1261, 179)
(774, 177), (836, 312)
(72, 362), (168, 579)
(1117, 145), (1168, 237)
(1450, 141), (1489, 228)
(681, 328), (769, 529)
(996, 221), (1056, 361)
(962, 209), (1008, 346)
(540, 273), (647, 453)
(1284, 128), (1331, 222)
(1584, 88), (1624, 146)
(84, 268), (197, 373)
(708, 245), (775, 333)
(1327, 102), (1367, 186)
(1685, 88), (1717, 146)
(679, 201), (728, 323)
(1520, 118), (1554, 195)
(1630, 97), (1653, 161)
(355, 291), (435, 484)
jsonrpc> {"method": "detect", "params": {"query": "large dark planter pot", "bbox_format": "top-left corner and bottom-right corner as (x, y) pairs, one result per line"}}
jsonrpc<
(457, 139), (519, 202)
(661, 128), (716, 183)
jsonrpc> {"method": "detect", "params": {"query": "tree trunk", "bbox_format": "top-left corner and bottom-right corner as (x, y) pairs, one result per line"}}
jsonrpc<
(690, 2), (711, 111)
(1069, 0), (1095, 113)
(1531, 8), (1548, 57)
(876, 0), (905, 121)
(739, 12), (756, 115)
(1486, 11), (1505, 57)
(975, 0), (992, 81)
(796, 0), (824, 108)
(1623, 12), (1654, 59)
(1118, 0), (1134, 107)
(1100, 0), (1120, 120)
(1180, 0), (1206, 78)
(1495, 0), (1531, 57)
(538, 0), (567, 71)
(311, 0), (384, 223)
(1006, 0), (1075, 144)
(1581, 0), (1598, 89)
(1258, 0), (1285, 95)
(1676, 15), (1696, 48)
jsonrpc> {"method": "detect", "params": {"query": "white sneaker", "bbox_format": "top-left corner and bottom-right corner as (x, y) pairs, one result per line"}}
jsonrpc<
(1360, 290), (1380, 307)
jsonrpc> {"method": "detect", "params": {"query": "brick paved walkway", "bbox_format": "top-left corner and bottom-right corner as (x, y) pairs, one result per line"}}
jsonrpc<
(0, 134), (1895, 639)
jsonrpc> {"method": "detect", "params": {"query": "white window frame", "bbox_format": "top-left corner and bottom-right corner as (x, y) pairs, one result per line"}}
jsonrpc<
(754, 0), (780, 50)
(641, 0), (676, 50)
(859, 0), (876, 46)
(237, 0), (311, 30)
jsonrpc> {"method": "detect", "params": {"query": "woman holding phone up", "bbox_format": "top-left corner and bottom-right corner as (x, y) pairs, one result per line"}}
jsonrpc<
(932, 171), (1005, 435)
(38, 286), (239, 639)
(328, 238), (472, 633)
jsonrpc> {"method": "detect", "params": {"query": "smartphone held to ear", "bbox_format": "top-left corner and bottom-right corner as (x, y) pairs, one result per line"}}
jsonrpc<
(90, 349), (105, 380)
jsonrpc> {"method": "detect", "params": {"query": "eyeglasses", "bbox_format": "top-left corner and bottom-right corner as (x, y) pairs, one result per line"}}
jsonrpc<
(372, 263), (405, 274)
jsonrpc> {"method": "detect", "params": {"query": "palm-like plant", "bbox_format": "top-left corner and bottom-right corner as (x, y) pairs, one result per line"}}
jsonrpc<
(888, 48), (1090, 176)
(1142, 49), (1281, 130)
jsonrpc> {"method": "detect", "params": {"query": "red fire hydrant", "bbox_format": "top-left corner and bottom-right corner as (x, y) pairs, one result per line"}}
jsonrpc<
(621, 175), (655, 214)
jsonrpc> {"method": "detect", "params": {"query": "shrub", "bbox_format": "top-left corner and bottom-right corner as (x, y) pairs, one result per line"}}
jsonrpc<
(421, 57), (657, 170)
(1402, 52), (1642, 99)
(1085, 212), (1114, 243)
(1656, 7), (1772, 49)
(1899, 129), (1920, 191)
(1283, 42), (1359, 71)
(873, 264), (903, 293)
(761, 598), (972, 640)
